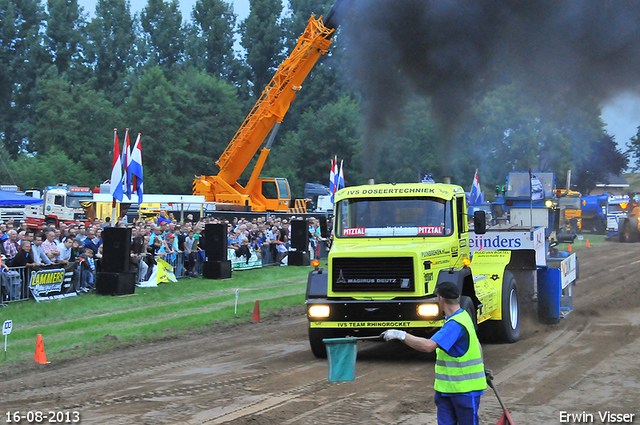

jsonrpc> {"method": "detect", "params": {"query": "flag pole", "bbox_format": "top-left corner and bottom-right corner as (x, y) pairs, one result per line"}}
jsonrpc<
(113, 128), (118, 226)
(529, 169), (533, 229)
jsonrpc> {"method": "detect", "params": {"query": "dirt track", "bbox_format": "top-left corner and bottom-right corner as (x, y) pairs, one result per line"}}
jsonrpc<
(1, 241), (639, 424)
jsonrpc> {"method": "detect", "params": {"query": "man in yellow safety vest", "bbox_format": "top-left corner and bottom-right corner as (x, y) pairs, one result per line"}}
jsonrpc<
(383, 281), (486, 425)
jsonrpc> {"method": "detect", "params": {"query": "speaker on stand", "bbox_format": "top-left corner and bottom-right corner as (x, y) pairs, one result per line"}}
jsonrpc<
(290, 219), (310, 266)
(203, 223), (232, 279)
(96, 227), (136, 295)
(101, 227), (131, 272)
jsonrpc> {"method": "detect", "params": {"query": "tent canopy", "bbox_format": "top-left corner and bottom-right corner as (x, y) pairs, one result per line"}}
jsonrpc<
(0, 191), (43, 206)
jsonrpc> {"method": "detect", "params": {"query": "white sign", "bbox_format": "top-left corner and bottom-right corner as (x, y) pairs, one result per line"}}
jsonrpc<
(560, 254), (578, 289)
(2, 320), (12, 336)
(469, 227), (546, 266)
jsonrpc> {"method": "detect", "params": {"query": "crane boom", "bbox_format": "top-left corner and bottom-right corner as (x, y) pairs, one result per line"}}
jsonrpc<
(194, 4), (340, 212)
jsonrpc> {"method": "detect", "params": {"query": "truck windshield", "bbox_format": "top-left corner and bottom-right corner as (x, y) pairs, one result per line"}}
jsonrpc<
(66, 194), (92, 208)
(506, 172), (554, 199)
(608, 204), (626, 213)
(558, 197), (581, 209)
(336, 197), (453, 238)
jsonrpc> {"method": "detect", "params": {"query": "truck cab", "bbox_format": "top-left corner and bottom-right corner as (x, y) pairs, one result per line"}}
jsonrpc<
(25, 184), (92, 228)
(306, 183), (501, 357)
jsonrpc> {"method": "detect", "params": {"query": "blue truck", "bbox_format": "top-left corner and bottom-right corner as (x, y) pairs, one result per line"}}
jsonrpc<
(580, 193), (629, 236)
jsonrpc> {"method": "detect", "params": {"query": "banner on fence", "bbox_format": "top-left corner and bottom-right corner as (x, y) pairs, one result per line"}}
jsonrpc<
(29, 264), (77, 301)
(228, 249), (262, 270)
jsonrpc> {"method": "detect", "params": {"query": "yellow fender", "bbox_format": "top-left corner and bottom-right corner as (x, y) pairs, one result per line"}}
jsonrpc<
(469, 250), (511, 322)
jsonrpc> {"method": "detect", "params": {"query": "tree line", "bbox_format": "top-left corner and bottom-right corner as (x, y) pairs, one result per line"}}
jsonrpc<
(0, 0), (631, 199)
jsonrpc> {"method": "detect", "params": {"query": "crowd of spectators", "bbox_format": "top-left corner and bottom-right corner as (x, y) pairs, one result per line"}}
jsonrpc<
(0, 211), (333, 299)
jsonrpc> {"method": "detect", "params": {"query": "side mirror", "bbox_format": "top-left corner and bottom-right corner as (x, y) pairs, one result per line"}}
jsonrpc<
(474, 210), (487, 234)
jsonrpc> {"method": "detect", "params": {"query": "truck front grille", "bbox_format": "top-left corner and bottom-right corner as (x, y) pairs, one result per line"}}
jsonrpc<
(331, 257), (414, 292)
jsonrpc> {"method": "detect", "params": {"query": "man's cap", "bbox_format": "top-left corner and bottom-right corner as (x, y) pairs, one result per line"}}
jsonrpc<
(167, 233), (175, 238)
(435, 281), (461, 299)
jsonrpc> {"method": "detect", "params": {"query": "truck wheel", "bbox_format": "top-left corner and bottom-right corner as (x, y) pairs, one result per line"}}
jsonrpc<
(499, 272), (520, 342)
(628, 217), (640, 242)
(479, 271), (520, 343)
(620, 220), (629, 242)
(593, 219), (605, 234)
(460, 296), (477, 330)
(309, 327), (333, 358)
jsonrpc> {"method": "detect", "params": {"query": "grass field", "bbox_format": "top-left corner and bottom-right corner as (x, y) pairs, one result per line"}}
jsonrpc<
(0, 264), (316, 369)
(555, 233), (609, 250)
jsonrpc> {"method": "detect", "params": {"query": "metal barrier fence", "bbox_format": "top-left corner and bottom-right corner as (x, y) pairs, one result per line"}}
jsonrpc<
(1, 252), (206, 305)
(0, 247), (272, 305)
(134, 252), (204, 283)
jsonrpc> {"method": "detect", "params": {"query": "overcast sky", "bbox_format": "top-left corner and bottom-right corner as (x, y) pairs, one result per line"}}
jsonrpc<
(78, 0), (250, 22)
(601, 94), (640, 147)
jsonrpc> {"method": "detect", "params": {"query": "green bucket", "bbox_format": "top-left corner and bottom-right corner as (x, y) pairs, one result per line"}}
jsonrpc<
(323, 337), (357, 382)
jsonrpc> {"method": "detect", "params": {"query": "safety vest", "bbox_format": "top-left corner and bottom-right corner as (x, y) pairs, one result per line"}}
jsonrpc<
(434, 310), (487, 394)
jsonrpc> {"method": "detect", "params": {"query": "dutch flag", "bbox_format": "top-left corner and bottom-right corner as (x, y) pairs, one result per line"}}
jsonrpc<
(110, 129), (124, 202)
(128, 133), (144, 203)
(122, 129), (132, 198)
(469, 170), (484, 206)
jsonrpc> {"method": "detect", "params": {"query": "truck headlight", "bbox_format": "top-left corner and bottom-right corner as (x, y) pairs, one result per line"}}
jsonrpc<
(308, 305), (330, 318)
(417, 303), (439, 317)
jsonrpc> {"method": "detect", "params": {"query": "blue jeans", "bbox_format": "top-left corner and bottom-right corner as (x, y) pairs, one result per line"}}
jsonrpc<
(435, 392), (481, 425)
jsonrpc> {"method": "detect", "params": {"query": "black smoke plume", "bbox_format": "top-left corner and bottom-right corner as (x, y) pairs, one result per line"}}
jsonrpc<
(334, 0), (640, 176)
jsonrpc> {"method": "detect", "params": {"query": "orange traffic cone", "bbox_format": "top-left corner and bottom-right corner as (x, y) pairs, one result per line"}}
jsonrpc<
(568, 244), (572, 252)
(586, 239), (591, 248)
(34, 334), (49, 364)
(252, 300), (260, 322)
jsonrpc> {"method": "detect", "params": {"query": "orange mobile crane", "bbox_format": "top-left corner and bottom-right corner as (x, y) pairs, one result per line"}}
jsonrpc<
(193, 3), (342, 212)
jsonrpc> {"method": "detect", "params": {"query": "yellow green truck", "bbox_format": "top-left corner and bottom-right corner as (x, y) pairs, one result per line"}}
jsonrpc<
(305, 182), (577, 357)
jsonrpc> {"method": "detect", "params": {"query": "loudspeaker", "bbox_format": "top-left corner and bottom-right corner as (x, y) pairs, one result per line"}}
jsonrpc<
(319, 216), (329, 238)
(96, 272), (136, 295)
(203, 260), (232, 279)
(291, 219), (309, 251)
(101, 227), (131, 273)
(288, 250), (310, 266)
(205, 224), (227, 261)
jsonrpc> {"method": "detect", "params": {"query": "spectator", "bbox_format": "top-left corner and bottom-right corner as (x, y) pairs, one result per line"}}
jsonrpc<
(76, 225), (87, 242)
(2, 230), (20, 261)
(9, 240), (36, 267)
(157, 210), (171, 225)
(69, 239), (83, 262)
(165, 233), (179, 263)
(82, 228), (101, 255)
(41, 230), (61, 261)
(250, 236), (262, 259)
(24, 229), (35, 244)
(186, 231), (201, 276)
(275, 227), (289, 265)
(130, 233), (148, 280)
(0, 254), (12, 303)
(144, 237), (166, 280)
(228, 230), (251, 264)
(56, 237), (74, 264)
(149, 226), (163, 246)
(79, 247), (96, 292)
(31, 233), (52, 266)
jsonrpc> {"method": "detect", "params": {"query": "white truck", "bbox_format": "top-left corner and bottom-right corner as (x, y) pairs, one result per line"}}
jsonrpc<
(24, 184), (93, 228)
(0, 185), (29, 222)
